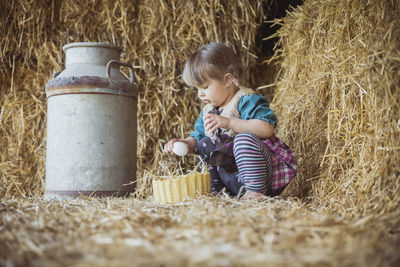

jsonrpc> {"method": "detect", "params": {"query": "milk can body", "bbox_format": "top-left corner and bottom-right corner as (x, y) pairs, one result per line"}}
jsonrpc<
(44, 42), (137, 200)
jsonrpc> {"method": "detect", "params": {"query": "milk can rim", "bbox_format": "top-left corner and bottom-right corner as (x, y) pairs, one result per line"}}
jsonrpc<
(63, 42), (122, 52)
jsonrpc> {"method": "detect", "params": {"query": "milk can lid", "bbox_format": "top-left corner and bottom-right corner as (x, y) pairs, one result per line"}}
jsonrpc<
(63, 42), (123, 53)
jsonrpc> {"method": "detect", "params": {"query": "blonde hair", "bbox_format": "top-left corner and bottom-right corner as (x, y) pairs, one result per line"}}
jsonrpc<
(182, 42), (243, 88)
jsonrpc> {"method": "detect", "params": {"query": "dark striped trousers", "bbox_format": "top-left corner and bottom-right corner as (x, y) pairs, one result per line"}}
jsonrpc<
(196, 132), (273, 196)
(233, 132), (273, 195)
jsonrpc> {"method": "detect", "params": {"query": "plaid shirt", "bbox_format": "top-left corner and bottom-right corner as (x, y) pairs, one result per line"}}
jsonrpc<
(263, 135), (297, 194)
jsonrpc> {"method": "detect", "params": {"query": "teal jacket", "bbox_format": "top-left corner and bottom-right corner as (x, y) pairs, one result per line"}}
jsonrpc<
(190, 94), (277, 141)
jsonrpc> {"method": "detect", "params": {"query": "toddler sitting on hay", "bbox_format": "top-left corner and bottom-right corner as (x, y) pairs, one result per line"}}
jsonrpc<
(164, 42), (296, 200)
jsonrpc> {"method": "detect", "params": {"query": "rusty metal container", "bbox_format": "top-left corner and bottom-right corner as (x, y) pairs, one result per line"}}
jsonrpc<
(44, 42), (137, 200)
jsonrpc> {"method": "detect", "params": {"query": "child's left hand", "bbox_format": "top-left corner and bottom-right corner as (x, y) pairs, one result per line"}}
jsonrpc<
(204, 113), (230, 133)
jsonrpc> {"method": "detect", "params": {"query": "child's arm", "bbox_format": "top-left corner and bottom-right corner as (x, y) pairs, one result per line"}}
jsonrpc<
(228, 118), (274, 139)
(164, 110), (204, 155)
(183, 136), (198, 154)
(203, 114), (274, 139)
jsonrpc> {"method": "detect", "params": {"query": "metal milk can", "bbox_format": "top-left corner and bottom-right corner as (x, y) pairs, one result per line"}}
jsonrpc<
(44, 42), (137, 200)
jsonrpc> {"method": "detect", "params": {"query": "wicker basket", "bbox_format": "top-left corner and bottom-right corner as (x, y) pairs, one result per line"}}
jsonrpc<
(152, 172), (211, 204)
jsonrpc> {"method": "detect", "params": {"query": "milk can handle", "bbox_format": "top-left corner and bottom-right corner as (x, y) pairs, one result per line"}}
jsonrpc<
(106, 60), (134, 85)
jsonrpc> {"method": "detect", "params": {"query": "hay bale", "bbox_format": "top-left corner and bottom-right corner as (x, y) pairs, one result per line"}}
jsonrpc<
(0, 0), (272, 198)
(270, 0), (400, 216)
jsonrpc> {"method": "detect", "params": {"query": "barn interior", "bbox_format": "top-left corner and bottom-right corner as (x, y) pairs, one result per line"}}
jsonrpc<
(1, 0), (399, 266)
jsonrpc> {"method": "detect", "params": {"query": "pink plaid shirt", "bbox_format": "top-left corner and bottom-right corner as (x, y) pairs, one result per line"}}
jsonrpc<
(263, 135), (297, 194)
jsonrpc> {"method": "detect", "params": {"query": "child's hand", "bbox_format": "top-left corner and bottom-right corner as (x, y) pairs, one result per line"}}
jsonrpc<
(164, 137), (198, 155)
(204, 114), (230, 133)
(164, 138), (180, 154)
(164, 138), (195, 154)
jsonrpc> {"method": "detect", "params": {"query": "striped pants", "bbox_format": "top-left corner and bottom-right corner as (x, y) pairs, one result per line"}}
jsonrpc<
(196, 132), (273, 196)
(234, 132), (273, 195)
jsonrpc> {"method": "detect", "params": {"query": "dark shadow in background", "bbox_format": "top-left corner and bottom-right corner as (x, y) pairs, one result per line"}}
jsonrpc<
(257, 0), (304, 57)
(250, 0), (303, 101)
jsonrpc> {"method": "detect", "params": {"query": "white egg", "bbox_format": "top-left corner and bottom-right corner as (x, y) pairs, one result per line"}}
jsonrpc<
(173, 142), (188, 156)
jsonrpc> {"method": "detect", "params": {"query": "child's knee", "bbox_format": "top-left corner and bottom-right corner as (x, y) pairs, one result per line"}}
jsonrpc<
(233, 132), (259, 149)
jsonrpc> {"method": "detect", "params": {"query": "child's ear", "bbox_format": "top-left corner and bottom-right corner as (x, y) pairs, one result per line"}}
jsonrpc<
(224, 73), (233, 87)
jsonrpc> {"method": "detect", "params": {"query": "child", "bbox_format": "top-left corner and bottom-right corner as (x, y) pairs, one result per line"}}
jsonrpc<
(164, 42), (296, 200)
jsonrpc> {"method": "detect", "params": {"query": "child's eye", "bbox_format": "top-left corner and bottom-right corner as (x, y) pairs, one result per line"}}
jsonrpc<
(197, 83), (209, 90)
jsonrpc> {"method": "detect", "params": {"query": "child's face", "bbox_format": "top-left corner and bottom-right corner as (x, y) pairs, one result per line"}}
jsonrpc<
(197, 78), (232, 107)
